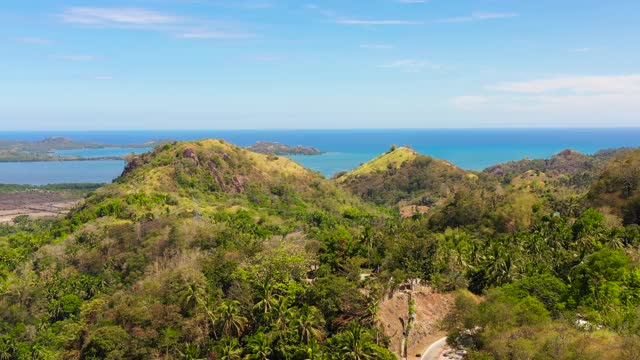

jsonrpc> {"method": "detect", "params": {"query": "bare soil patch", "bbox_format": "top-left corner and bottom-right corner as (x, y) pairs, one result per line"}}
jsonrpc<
(0, 191), (81, 223)
(378, 285), (454, 358)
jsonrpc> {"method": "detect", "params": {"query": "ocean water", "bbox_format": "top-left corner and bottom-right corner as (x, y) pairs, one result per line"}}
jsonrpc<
(54, 147), (153, 158)
(0, 160), (125, 185)
(1, 129), (639, 184)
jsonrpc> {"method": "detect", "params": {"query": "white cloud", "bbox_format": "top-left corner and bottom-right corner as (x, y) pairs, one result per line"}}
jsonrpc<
(16, 37), (51, 44)
(51, 54), (97, 61)
(336, 19), (421, 25)
(380, 59), (442, 72)
(304, 4), (420, 25)
(177, 31), (256, 39)
(489, 75), (640, 94)
(60, 7), (181, 27)
(436, 12), (518, 23)
(454, 74), (640, 121)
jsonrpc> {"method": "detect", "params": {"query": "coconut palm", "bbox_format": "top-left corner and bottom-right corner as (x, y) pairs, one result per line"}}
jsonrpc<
(293, 304), (325, 344)
(213, 300), (248, 338)
(244, 332), (272, 360)
(271, 296), (294, 332)
(179, 281), (206, 314)
(336, 322), (373, 360)
(253, 281), (278, 317)
(214, 338), (242, 360)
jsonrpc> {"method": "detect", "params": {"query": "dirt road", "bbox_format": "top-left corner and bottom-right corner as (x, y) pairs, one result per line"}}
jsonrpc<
(421, 337), (447, 360)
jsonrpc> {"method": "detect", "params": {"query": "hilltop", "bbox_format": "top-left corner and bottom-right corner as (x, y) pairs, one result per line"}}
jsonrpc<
(0, 139), (394, 359)
(335, 146), (484, 213)
(484, 148), (630, 188)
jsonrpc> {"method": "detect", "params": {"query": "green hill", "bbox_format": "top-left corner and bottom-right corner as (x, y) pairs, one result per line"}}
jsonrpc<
(484, 148), (632, 189)
(588, 148), (640, 225)
(335, 146), (483, 210)
(0, 139), (393, 359)
(2, 140), (640, 359)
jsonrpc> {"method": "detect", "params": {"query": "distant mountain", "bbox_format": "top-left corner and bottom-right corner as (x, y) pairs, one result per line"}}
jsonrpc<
(484, 148), (632, 188)
(246, 141), (324, 155)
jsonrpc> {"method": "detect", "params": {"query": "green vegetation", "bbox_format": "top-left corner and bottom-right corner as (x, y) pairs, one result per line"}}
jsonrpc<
(1, 140), (639, 359)
(246, 141), (324, 156)
(0, 183), (103, 194)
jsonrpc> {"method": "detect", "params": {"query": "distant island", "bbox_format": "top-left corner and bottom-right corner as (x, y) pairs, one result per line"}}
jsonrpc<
(0, 137), (171, 162)
(246, 141), (324, 156)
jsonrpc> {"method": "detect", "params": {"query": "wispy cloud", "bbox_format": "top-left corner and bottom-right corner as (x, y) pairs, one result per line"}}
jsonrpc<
(335, 18), (421, 25)
(95, 76), (113, 81)
(177, 31), (256, 39)
(488, 75), (640, 94)
(380, 59), (442, 72)
(454, 74), (640, 117)
(50, 54), (97, 61)
(360, 44), (393, 49)
(59, 7), (182, 28)
(436, 12), (518, 23)
(304, 4), (420, 25)
(16, 37), (51, 44)
(58, 6), (257, 41)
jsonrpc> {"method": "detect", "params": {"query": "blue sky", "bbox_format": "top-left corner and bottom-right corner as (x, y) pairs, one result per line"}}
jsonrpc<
(1, 0), (639, 130)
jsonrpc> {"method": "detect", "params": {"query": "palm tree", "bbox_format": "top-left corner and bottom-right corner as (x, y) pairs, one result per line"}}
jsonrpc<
(0, 337), (14, 360)
(213, 300), (248, 338)
(337, 322), (373, 360)
(215, 338), (242, 360)
(244, 332), (272, 360)
(253, 281), (278, 317)
(298, 339), (323, 360)
(179, 281), (206, 314)
(272, 296), (294, 333)
(178, 343), (205, 360)
(293, 305), (325, 344)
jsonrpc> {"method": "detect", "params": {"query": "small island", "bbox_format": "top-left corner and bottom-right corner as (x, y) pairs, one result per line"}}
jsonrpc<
(0, 137), (171, 162)
(246, 141), (324, 156)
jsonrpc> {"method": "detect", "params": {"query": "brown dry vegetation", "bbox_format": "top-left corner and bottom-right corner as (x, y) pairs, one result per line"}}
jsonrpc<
(377, 285), (454, 358)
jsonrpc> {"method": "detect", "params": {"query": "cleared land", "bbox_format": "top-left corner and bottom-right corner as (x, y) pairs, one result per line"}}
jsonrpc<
(0, 191), (82, 223)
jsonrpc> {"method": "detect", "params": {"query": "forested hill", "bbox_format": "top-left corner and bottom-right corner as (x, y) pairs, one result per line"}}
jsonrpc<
(1, 140), (640, 359)
(588, 148), (640, 224)
(484, 148), (630, 188)
(0, 139), (394, 359)
(334, 146), (489, 210)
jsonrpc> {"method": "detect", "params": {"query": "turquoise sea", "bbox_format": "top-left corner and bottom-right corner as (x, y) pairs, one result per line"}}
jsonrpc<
(1, 129), (639, 185)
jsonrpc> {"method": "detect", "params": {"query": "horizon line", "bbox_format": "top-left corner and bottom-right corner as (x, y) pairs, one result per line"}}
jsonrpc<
(2, 126), (640, 132)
